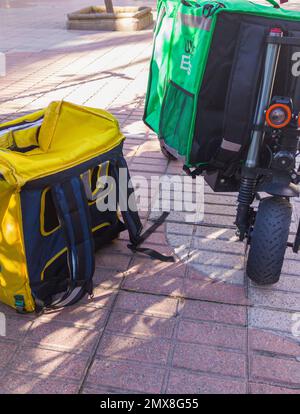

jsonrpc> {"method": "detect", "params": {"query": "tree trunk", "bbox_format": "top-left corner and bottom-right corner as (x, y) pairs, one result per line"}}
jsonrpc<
(104, 0), (114, 13)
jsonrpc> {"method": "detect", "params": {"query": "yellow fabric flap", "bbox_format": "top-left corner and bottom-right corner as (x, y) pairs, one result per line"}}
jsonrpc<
(0, 109), (45, 150)
(0, 101), (124, 188)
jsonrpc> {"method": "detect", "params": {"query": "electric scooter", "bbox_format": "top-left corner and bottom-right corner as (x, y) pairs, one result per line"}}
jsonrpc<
(162, 27), (300, 285)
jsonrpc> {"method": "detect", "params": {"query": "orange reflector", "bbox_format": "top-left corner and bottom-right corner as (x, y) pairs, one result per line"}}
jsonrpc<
(266, 104), (292, 129)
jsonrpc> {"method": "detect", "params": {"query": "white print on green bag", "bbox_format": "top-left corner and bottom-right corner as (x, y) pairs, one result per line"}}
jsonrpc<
(180, 55), (192, 75)
(0, 312), (6, 337)
(291, 52), (300, 77)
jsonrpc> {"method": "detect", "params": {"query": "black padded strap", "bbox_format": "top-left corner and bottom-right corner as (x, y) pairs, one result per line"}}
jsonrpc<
(49, 176), (95, 309)
(214, 23), (266, 170)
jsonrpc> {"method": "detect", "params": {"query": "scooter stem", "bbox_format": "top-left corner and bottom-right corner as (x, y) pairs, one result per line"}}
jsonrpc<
(246, 28), (283, 169)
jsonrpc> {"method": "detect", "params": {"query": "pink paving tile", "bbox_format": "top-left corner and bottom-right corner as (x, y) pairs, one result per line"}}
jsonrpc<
(40, 306), (108, 329)
(249, 382), (300, 394)
(123, 273), (184, 296)
(97, 334), (171, 365)
(173, 342), (247, 378)
(120, 229), (167, 246)
(183, 272), (248, 305)
(123, 260), (186, 297)
(3, 316), (35, 341)
(130, 163), (166, 174)
(99, 239), (133, 255)
(95, 252), (132, 272)
(93, 267), (125, 290)
(249, 288), (300, 312)
(0, 341), (18, 369)
(0, 372), (80, 394)
(106, 311), (176, 339)
(167, 370), (247, 394)
(0, 302), (35, 318)
(177, 320), (247, 351)
(81, 286), (117, 309)
(11, 346), (89, 380)
(86, 358), (165, 393)
(126, 256), (186, 278)
(251, 355), (300, 386)
(131, 241), (177, 262)
(182, 300), (247, 326)
(249, 328), (300, 358)
(166, 163), (184, 174)
(82, 386), (125, 394)
(25, 320), (99, 353)
(131, 156), (168, 167)
(114, 291), (179, 317)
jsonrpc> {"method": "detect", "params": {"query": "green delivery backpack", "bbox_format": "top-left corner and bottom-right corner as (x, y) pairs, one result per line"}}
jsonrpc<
(144, 0), (300, 172)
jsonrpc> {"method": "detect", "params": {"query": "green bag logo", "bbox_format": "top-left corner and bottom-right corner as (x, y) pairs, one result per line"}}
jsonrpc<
(180, 55), (192, 75)
(185, 39), (195, 55)
(180, 39), (194, 76)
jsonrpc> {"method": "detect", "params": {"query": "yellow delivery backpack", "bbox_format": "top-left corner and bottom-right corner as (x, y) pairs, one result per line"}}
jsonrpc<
(0, 101), (173, 313)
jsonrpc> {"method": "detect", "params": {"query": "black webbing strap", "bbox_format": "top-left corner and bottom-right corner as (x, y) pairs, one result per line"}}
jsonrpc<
(129, 246), (174, 262)
(128, 212), (175, 262)
(267, 36), (300, 47)
(49, 176), (95, 308)
(112, 157), (175, 263)
(134, 211), (170, 245)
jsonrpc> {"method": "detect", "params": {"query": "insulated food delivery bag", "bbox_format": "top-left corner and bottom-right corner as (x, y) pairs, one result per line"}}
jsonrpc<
(144, 0), (300, 171)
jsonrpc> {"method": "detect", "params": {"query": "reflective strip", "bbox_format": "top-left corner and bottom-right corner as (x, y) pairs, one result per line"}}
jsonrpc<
(201, 18), (212, 32)
(51, 287), (83, 308)
(162, 140), (186, 162)
(0, 118), (43, 137)
(221, 139), (242, 152)
(178, 13), (212, 31)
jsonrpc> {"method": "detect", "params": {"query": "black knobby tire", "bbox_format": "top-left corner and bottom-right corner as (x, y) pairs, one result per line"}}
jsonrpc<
(160, 142), (177, 160)
(246, 196), (292, 285)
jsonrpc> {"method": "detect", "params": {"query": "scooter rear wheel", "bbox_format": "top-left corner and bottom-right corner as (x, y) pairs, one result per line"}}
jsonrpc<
(246, 196), (292, 285)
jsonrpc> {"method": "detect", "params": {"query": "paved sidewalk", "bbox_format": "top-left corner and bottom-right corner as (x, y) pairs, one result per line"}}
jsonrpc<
(0, 0), (300, 394)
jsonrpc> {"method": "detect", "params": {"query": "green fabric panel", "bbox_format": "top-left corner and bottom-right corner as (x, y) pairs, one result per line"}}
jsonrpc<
(160, 2), (215, 158)
(144, 0), (300, 165)
(144, 0), (180, 133)
(159, 81), (194, 156)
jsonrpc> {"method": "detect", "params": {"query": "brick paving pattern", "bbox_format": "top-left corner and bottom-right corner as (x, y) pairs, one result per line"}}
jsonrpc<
(0, 0), (299, 394)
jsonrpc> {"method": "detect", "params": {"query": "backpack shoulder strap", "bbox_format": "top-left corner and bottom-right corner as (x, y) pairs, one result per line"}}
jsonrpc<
(211, 23), (266, 174)
(48, 176), (95, 309)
